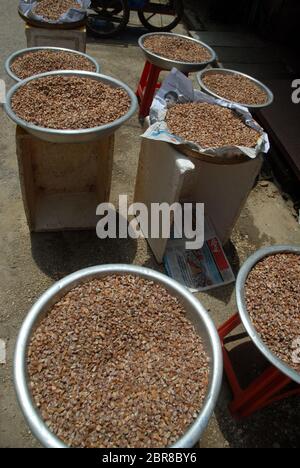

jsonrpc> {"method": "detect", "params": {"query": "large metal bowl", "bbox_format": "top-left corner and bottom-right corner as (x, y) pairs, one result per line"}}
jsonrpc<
(14, 264), (223, 448)
(5, 47), (100, 83)
(18, 7), (87, 29)
(197, 68), (274, 110)
(4, 71), (138, 143)
(236, 245), (300, 384)
(138, 32), (217, 73)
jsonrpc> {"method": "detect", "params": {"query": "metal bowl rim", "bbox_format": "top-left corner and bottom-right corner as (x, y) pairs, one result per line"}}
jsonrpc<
(236, 245), (300, 384)
(4, 70), (138, 137)
(18, 6), (87, 29)
(5, 47), (101, 82)
(14, 264), (223, 448)
(197, 67), (274, 109)
(138, 32), (217, 68)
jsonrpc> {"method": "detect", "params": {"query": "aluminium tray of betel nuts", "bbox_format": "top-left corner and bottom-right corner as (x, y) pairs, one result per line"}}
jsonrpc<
(4, 71), (138, 143)
(197, 68), (274, 110)
(5, 47), (100, 82)
(236, 245), (300, 385)
(14, 265), (223, 448)
(18, 0), (87, 29)
(138, 32), (217, 73)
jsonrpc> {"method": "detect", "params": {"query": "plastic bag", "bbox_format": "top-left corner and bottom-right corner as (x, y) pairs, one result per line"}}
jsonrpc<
(143, 68), (270, 160)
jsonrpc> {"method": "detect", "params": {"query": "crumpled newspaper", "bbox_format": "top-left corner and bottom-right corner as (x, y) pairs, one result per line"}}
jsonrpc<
(142, 68), (270, 160)
(19, 0), (91, 24)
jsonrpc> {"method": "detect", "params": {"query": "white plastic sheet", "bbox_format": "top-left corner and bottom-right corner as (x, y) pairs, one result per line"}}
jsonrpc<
(143, 68), (270, 160)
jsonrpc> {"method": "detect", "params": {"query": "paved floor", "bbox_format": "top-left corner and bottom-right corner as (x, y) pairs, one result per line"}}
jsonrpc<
(0, 0), (300, 449)
(186, 0), (300, 185)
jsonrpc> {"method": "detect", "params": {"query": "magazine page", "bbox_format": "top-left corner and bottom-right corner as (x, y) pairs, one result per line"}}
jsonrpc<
(164, 217), (235, 292)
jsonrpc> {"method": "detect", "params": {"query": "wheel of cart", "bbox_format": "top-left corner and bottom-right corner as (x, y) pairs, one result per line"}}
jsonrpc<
(138, 0), (184, 32)
(87, 0), (130, 38)
(87, 0), (184, 38)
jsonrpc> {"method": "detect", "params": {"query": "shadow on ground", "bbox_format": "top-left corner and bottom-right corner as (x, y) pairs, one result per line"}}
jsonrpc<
(207, 205), (277, 305)
(215, 383), (300, 448)
(214, 338), (300, 448)
(86, 24), (146, 47)
(30, 214), (138, 280)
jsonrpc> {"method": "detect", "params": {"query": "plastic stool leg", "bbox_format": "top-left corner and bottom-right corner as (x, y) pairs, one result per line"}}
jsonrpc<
(265, 385), (300, 407)
(222, 345), (243, 398)
(219, 313), (300, 420)
(218, 314), (243, 398)
(139, 63), (161, 119)
(218, 313), (241, 340)
(136, 61), (152, 102)
(231, 368), (291, 419)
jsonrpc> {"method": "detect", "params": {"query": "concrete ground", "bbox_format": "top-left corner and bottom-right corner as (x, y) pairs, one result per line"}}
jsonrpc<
(1, 1), (300, 449)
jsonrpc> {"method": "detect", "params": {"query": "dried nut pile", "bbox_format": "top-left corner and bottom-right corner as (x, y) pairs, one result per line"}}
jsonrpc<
(245, 253), (300, 373)
(28, 275), (210, 448)
(11, 50), (96, 80)
(202, 72), (269, 105)
(166, 102), (260, 148)
(11, 76), (131, 130)
(34, 0), (81, 21)
(143, 35), (212, 63)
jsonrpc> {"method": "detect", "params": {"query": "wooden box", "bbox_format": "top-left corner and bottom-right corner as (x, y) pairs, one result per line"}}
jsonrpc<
(25, 24), (86, 52)
(16, 127), (114, 232)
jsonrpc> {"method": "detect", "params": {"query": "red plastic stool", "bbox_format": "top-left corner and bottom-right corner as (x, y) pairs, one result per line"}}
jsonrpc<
(136, 60), (190, 120)
(218, 313), (300, 419)
(136, 61), (162, 120)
